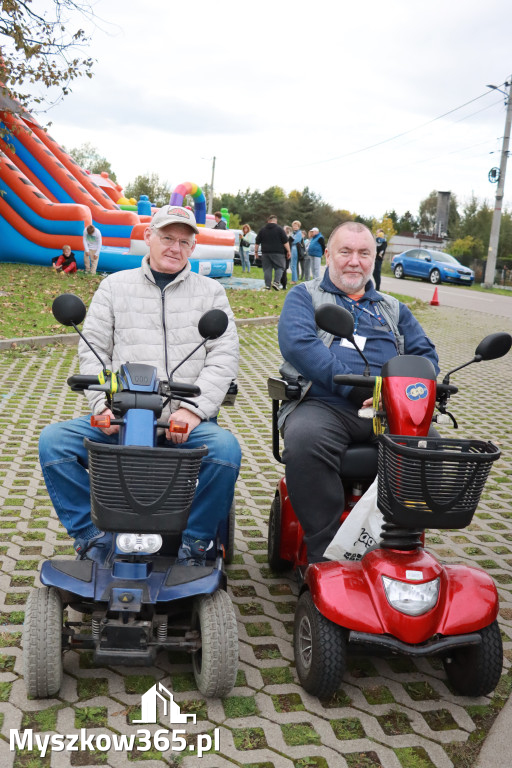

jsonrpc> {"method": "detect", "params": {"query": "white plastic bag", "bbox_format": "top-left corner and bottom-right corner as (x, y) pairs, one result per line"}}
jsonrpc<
(323, 477), (384, 562)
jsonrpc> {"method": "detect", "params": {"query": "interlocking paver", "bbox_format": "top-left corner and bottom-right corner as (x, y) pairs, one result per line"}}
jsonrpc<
(0, 304), (511, 767)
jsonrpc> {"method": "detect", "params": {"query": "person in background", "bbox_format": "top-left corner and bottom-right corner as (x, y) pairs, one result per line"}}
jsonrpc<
(373, 228), (388, 290)
(239, 223), (254, 273)
(308, 227), (325, 279)
(214, 212), (227, 230)
(281, 225), (294, 289)
(302, 229), (311, 281)
(254, 214), (290, 290)
(290, 220), (303, 284)
(83, 224), (102, 274)
(52, 244), (77, 274)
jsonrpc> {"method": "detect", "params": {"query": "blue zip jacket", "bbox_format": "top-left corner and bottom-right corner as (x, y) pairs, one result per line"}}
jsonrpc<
(308, 232), (325, 258)
(278, 270), (439, 410)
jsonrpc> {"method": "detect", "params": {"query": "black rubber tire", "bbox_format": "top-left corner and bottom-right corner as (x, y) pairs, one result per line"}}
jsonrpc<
(443, 621), (503, 696)
(224, 499), (236, 565)
(23, 587), (63, 698)
(294, 590), (347, 698)
(192, 590), (239, 697)
(429, 269), (441, 284)
(393, 264), (404, 279)
(267, 494), (292, 572)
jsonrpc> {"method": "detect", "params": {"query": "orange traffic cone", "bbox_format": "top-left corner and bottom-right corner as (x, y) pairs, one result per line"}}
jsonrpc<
(430, 287), (439, 306)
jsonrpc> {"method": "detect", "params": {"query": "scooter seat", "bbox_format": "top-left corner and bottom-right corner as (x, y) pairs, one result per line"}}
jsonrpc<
(340, 443), (378, 479)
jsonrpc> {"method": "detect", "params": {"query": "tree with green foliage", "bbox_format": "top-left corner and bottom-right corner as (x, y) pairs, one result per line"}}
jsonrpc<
(0, 0), (95, 128)
(65, 142), (117, 181)
(449, 236), (485, 265)
(124, 173), (171, 208)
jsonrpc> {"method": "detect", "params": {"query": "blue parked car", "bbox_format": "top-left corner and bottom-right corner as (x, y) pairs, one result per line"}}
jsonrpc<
(391, 248), (474, 285)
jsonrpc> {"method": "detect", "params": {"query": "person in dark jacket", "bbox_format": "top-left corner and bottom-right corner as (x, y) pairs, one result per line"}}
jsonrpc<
(278, 221), (439, 563)
(214, 212), (227, 230)
(373, 228), (387, 290)
(254, 215), (291, 290)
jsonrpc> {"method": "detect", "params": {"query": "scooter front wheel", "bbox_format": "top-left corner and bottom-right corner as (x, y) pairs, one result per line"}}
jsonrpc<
(443, 620), (503, 697)
(294, 590), (347, 698)
(192, 589), (239, 697)
(23, 587), (63, 698)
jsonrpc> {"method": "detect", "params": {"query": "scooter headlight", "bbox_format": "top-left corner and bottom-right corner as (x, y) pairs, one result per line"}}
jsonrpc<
(382, 576), (440, 616)
(116, 533), (162, 554)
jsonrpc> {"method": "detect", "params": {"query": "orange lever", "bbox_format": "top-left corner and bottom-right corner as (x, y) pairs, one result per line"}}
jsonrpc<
(91, 413), (111, 428)
(168, 420), (189, 434)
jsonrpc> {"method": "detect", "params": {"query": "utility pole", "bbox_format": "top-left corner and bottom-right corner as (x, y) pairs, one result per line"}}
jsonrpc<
(207, 156), (216, 214)
(484, 78), (512, 288)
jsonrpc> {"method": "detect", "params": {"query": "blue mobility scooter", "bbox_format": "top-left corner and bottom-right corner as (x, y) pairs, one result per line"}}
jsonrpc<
(23, 294), (239, 699)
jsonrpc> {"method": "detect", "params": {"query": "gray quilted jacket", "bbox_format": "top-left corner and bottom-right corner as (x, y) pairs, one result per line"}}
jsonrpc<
(78, 256), (239, 421)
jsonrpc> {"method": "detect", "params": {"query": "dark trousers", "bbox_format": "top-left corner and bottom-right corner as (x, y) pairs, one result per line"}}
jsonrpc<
(282, 400), (373, 562)
(281, 256), (290, 289)
(373, 258), (383, 290)
(262, 252), (286, 288)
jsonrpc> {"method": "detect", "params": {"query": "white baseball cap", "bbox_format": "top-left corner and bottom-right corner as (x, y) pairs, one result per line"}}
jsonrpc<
(150, 205), (199, 234)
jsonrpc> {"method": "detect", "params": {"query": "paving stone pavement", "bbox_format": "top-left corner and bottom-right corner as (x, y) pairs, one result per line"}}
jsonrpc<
(0, 304), (511, 768)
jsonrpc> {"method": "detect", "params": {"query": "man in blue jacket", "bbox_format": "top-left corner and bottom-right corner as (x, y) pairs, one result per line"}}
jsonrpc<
(277, 221), (439, 563)
(308, 227), (325, 279)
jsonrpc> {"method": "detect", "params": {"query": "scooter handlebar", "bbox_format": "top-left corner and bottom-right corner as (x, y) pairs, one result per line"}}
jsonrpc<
(160, 381), (201, 398)
(67, 374), (100, 391)
(333, 374), (376, 387)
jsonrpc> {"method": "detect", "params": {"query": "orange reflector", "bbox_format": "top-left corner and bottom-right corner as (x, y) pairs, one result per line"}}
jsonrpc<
(169, 420), (188, 434)
(91, 413), (111, 428)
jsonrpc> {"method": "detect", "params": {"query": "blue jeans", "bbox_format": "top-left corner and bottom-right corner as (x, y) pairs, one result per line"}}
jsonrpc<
(39, 416), (241, 542)
(240, 247), (251, 272)
(291, 250), (299, 282)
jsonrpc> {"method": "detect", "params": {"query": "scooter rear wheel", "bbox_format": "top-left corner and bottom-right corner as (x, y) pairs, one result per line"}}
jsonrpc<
(294, 590), (347, 698)
(192, 589), (239, 697)
(23, 587), (63, 698)
(443, 620), (503, 696)
(268, 495), (292, 572)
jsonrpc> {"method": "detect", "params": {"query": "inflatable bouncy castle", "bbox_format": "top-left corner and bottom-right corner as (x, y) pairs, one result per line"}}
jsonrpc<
(0, 98), (234, 276)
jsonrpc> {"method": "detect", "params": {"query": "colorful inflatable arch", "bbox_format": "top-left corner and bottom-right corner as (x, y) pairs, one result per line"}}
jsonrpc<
(170, 182), (206, 226)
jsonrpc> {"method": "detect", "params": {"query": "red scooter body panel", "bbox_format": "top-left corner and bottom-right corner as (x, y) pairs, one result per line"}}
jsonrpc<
(383, 376), (436, 436)
(278, 477), (308, 566)
(306, 550), (499, 642)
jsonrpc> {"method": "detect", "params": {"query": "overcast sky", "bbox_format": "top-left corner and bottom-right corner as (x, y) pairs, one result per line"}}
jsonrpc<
(41, 0), (512, 220)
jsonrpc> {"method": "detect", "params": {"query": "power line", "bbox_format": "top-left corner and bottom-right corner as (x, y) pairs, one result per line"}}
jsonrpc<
(295, 87), (503, 169)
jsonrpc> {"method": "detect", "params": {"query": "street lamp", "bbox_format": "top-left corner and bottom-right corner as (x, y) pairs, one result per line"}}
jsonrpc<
(484, 79), (512, 288)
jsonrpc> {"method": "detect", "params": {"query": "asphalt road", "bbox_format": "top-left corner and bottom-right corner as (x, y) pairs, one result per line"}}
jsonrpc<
(381, 274), (512, 318)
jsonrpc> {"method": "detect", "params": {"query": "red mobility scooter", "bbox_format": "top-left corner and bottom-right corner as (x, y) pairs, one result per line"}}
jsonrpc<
(267, 303), (511, 699)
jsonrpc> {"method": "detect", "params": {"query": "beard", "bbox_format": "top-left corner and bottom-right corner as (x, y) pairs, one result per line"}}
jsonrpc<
(330, 266), (372, 294)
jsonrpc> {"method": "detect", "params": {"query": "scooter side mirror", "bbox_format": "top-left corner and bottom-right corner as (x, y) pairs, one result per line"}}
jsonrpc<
(52, 293), (87, 326)
(315, 304), (354, 339)
(198, 309), (229, 340)
(474, 332), (512, 362)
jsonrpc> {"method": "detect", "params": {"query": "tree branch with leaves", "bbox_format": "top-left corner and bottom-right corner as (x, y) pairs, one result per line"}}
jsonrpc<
(0, 0), (96, 126)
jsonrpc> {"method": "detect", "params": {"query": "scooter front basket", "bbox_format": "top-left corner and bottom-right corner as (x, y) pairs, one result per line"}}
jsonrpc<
(85, 439), (208, 533)
(377, 435), (500, 529)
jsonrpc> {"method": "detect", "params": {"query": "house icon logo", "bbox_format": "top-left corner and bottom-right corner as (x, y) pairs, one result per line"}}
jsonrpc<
(133, 682), (197, 725)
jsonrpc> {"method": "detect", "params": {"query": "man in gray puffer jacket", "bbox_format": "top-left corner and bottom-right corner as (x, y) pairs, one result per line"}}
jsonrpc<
(39, 206), (241, 566)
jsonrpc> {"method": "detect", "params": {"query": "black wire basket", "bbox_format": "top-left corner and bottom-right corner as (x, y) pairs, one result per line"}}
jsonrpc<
(85, 439), (208, 533)
(377, 435), (500, 529)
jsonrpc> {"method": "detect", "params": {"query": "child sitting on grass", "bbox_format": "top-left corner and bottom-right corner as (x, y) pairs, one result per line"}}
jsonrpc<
(52, 245), (77, 274)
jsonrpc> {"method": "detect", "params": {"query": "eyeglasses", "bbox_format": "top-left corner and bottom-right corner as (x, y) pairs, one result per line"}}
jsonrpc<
(153, 232), (194, 250)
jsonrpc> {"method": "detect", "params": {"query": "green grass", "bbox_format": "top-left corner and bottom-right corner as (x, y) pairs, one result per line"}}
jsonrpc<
(1, 261), (438, 340)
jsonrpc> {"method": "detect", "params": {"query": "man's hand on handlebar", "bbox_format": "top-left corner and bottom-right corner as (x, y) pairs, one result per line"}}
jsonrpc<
(97, 408), (120, 436)
(166, 408), (201, 444)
